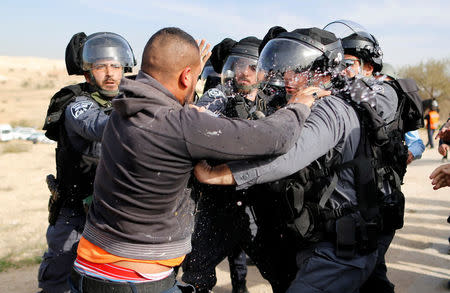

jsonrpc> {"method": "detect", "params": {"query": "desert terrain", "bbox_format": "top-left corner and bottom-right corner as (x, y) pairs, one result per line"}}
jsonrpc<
(0, 56), (448, 292)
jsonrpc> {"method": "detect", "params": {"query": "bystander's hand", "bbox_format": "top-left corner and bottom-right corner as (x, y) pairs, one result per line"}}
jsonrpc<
(435, 120), (450, 140)
(197, 39), (212, 72)
(287, 87), (330, 108)
(438, 144), (449, 157)
(430, 163), (450, 190)
(194, 160), (235, 185)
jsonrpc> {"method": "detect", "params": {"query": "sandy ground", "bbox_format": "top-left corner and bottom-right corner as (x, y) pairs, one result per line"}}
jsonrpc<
(0, 56), (448, 292)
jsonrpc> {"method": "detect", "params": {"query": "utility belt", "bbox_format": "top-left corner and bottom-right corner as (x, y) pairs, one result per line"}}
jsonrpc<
(271, 178), (405, 259)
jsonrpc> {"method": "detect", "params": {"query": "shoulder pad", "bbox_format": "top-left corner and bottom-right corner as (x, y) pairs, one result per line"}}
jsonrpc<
(69, 99), (94, 119)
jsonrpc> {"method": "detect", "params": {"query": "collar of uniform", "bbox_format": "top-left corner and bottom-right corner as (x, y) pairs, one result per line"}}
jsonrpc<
(91, 92), (112, 108)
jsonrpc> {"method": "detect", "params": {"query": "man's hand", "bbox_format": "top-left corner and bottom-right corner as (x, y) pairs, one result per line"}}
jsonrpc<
(188, 104), (207, 112)
(197, 39), (212, 72)
(287, 87), (331, 108)
(194, 160), (236, 185)
(406, 150), (414, 165)
(435, 120), (450, 140)
(438, 144), (449, 157)
(430, 163), (450, 190)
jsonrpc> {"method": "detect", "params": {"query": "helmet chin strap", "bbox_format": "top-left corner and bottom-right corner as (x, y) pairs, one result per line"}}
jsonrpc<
(89, 71), (119, 98)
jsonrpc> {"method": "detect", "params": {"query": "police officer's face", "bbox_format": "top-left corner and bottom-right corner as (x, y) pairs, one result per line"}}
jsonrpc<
(234, 59), (257, 88)
(343, 54), (361, 78)
(343, 54), (374, 78)
(284, 70), (308, 95)
(89, 60), (123, 91)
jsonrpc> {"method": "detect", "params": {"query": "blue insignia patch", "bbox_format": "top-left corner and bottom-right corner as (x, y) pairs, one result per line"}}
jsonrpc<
(71, 101), (93, 118)
(208, 88), (224, 98)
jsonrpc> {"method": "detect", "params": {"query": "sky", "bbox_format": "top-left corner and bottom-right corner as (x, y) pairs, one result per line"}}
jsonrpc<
(1, 0), (449, 69)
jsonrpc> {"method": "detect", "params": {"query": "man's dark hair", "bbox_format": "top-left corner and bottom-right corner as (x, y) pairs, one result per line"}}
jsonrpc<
(141, 27), (200, 79)
(142, 27), (198, 66)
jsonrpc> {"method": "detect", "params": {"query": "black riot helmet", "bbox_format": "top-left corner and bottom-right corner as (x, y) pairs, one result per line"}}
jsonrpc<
(324, 20), (383, 73)
(257, 27), (344, 91)
(65, 32), (87, 75)
(82, 32), (136, 73)
(219, 37), (262, 94)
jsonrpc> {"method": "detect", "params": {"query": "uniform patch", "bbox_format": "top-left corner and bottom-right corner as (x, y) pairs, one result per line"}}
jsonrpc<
(207, 88), (224, 99)
(71, 101), (93, 118)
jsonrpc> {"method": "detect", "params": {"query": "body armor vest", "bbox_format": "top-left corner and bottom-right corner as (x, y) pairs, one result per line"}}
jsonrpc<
(263, 92), (409, 258)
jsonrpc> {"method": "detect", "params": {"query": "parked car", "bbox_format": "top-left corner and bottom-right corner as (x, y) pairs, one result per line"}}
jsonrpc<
(26, 132), (55, 144)
(0, 124), (13, 141)
(12, 127), (37, 140)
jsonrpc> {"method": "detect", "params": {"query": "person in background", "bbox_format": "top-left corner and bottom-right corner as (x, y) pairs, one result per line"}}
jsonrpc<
(425, 100), (440, 148)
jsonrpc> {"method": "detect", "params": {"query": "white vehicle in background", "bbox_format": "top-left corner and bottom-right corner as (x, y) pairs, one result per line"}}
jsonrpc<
(27, 132), (56, 144)
(12, 126), (37, 140)
(0, 124), (13, 141)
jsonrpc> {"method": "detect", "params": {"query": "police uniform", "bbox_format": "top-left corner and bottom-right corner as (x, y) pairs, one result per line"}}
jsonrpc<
(38, 91), (111, 293)
(228, 81), (399, 292)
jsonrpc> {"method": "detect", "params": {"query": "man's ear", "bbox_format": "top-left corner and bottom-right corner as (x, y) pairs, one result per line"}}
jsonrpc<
(363, 63), (374, 77)
(179, 67), (192, 88)
(84, 72), (91, 83)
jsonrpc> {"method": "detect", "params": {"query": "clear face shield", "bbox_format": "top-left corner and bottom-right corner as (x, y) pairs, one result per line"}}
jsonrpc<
(82, 33), (135, 72)
(324, 20), (381, 78)
(324, 20), (376, 44)
(221, 55), (259, 95)
(257, 39), (327, 98)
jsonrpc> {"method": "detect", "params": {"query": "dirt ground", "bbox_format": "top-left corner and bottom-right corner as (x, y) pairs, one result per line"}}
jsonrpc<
(0, 56), (448, 292)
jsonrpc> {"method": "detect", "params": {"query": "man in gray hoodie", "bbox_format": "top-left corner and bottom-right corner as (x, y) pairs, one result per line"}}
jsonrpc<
(69, 27), (311, 293)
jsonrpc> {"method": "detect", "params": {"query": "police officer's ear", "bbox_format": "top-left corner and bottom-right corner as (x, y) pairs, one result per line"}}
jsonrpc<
(83, 71), (92, 84)
(210, 38), (237, 74)
(259, 26), (287, 54)
(362, 62), (374, 77)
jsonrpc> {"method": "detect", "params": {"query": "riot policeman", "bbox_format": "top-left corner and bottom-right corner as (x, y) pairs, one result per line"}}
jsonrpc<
(194, 26), (402, 293)
(38, 32), (135, 293)
(324, 20), (413, 293)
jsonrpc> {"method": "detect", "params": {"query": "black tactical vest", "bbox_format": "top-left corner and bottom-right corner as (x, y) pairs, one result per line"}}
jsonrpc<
(43, 84), (109, 210)
(262, 93), (409, 257)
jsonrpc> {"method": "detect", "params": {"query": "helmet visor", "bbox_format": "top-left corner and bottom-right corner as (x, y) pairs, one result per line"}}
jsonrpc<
(324, 20), (377, 44)
(221, 55), (259, 94)
(82, 33), (135, 71)
(256, 39), (323, 91)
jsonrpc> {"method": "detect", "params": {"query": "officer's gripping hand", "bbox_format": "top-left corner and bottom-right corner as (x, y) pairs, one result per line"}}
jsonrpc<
(430, 163), (450, 190)
(194, 160), (236, 185)
(287, 87), (330, 108)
